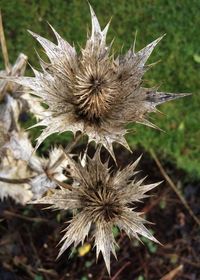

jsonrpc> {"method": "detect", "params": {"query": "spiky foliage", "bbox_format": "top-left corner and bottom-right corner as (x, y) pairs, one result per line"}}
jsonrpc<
(9, 5), (189, 158)
(33, 150), (160, 273)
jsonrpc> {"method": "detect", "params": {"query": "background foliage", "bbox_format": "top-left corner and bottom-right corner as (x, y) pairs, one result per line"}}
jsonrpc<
(0, 0), (199, 177)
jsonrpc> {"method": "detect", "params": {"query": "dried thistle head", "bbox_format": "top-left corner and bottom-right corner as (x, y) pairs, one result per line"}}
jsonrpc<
(10, 5), (189, 157)
(0, 149), (33, 204)
(29, 147), (69, 198)
(0, 52), (44, 122)
(33, 150), (161, 273)
(0, 53), (28, 111)
(0, 94), (22, 158)
(3, 130), (69, 199)
(0, 12), (44, 124)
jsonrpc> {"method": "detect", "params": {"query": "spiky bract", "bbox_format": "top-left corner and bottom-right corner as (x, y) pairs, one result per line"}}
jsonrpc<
(11, 5), (189, 157)
(33, 151), (160, 273)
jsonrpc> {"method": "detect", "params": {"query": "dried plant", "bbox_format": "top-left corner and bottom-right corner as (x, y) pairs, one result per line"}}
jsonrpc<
(28, 147), (69, 198)
(32, 150), (161, 273)
(0, 149), (33, 204)
(0, 14), (67, 201)
(0, 5), (191, 275)
(9, 5), (189, 157)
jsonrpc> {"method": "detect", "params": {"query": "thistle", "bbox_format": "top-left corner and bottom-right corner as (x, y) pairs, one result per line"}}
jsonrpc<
(29, 147), (69, 198)
(7, 132), (69, 198)
(9, 5), (189, 158)
(33, 150), (161, 273)
(0, 149), (33, 204)
(0, 5), (191, 275)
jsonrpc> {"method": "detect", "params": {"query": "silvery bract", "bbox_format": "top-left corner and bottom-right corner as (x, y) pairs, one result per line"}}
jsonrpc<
(11, 5), (188, 157)
(0, 5), (190, 274)
(33, 150), (161, 273)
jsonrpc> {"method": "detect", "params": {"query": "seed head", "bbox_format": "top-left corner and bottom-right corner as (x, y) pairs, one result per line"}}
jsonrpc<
(33, 150), (161, 273)
(12, 5), (189, 157)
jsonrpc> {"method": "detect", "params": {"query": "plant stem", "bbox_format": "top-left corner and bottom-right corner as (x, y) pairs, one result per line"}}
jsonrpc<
(0, 11), (10, 72)
(0, 176), (35, 184)
(50, 132), (83, 170)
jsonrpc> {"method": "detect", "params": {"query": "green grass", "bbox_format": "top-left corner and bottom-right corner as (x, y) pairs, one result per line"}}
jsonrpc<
(1, 0), (200, 178)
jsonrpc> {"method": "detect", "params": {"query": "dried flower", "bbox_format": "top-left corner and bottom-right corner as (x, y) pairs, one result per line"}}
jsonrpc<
(0, 53), (27, 101)
(10, 133), (69, 198)
(29, 147), (69, 198)
(33, 150), (161, 273)
(0, 52), (45, 159)
(0, 121), (8, 156)
(3, 131), (69, 199)
(0, 150), (33, 204)
(0, 14), (44, 125)
(10, 5), (189, 157)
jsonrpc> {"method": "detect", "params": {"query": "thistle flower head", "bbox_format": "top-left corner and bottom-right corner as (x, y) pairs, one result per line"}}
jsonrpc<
(10, 5), (189, 157)
(33, 150), (161, 273)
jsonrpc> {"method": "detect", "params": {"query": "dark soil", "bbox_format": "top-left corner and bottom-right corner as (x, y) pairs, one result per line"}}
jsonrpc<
(0, 147), (200, 280)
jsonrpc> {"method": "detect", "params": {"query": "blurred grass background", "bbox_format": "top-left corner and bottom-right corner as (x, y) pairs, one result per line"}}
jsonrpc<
(0, 0), (199, 178)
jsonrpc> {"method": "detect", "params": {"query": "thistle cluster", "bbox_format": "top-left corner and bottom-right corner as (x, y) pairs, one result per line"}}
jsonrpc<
(0, 5), (189, 273)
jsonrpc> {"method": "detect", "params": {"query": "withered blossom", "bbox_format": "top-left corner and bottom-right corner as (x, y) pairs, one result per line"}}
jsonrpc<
(29, 147), (69, 198)
(9, 5), (189, 157)
(33, 150), (161, 273)
(7, 132), (69, 198)
(0, 129), (69, 200)
(0, 12), (44, 134)
(0, 52), (45, 125)
(0, 53), (28, 137)
(0, 149), (33, 204)
(0, 52), (27, 101)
